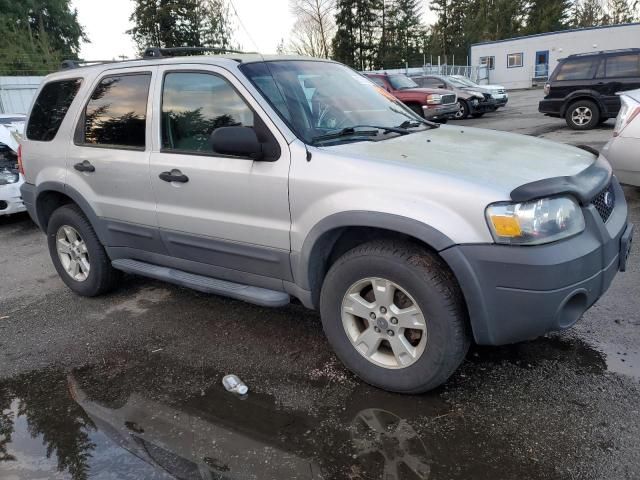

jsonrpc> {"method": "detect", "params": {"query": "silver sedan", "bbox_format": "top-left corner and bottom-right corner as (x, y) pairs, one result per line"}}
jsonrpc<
(604, 89), (640, 187)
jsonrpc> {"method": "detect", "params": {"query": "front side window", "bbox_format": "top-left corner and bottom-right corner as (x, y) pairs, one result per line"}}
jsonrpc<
(553, 58), (599, 81)
(507, 53), (523, 68)
(161, 72), (254, 153)
(27, 79), (82, 141)
(606, 54), (640, 78)
(241, 61), (423, 145)
(82, 73), (150, 148)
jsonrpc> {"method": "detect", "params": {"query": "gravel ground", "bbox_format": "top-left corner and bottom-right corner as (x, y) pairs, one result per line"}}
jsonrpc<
(0, 89), (638, 480)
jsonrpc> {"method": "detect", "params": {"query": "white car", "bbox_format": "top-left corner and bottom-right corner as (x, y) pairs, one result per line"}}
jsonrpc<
(451, 75), (508, 107)
(0, 114), (26, 216)
(603, 89), (640, 187)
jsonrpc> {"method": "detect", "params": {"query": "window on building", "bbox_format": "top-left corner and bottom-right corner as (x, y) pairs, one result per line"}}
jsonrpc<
(553, 58), (599, 81)
(82, 73), (150, 148)
(480, 56), (495, 70)
(606, 54), (640, 78)
(161, 72), (254, 153)
(507, 53), (523, 68)
(27, 79), (82, 142)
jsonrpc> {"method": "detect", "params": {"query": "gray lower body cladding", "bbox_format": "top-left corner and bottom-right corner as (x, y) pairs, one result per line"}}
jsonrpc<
(442, 181), (631, 345)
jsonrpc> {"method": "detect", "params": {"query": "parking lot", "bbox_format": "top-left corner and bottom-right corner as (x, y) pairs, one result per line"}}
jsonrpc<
(1, 89), (639, 480)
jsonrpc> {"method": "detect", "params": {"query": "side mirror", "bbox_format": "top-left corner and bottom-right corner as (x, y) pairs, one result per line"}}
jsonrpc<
(209, 126), (263, 160)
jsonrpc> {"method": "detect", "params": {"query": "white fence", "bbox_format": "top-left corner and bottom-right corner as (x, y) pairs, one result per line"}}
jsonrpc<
(0, 77), (43, 114)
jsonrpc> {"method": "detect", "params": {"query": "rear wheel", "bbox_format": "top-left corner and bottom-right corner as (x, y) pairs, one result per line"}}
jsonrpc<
(320, 240), (470, 393)
(47, 204), (120, 297)
(565, 100), (600, 130)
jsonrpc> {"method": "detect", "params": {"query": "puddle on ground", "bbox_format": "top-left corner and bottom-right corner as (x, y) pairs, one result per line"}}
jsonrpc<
(0, 335), (633, 480)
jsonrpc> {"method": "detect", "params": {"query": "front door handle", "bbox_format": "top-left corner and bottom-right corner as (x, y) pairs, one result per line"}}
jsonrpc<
(159, 169), (189, 183)
(74, 160), (95, 173)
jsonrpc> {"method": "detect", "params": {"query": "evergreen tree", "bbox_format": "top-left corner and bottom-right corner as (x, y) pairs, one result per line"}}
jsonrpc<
(332, 0), (382, 69)
(128, 0), (235, 52)
(572, 0), (606, 27)
(524, 0), (572, 34)
(332, 0), (357, 66)
(0, 0), (87, 75)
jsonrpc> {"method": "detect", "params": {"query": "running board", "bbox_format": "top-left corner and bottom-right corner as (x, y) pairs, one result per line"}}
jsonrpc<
(111, 259), (290, 308)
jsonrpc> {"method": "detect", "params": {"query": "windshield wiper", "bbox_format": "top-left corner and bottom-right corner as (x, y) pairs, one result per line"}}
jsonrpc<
(390, 107), (440, 129)
(310, 125), (409, 144)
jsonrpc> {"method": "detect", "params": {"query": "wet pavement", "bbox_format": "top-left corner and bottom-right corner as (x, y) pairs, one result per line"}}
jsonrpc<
(1, 98), (639, 479)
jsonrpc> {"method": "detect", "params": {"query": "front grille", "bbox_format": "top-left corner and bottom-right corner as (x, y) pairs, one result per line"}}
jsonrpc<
(591, 182), (615, 223)
(496, 89), (506, 94)
(441, 94), (456, 105)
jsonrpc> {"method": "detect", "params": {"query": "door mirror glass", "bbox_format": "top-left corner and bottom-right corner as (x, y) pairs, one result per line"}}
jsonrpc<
(209, 126), (263, 160)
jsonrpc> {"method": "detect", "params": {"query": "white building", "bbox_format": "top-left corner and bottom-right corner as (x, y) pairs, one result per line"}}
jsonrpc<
(0, 77), (43, 114)
(470, 23), (640, 89)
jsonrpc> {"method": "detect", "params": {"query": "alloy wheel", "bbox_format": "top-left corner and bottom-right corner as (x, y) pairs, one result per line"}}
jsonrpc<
(571, 106), (592, 126)
(56, 225), (90, 282)
(341, 277), (428, 369)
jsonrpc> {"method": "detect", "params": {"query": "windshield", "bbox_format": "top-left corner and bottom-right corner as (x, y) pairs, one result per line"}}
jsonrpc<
(388, 75), (419, 90)
(240, 61), (423, 145)
(451, 76), (477, 87)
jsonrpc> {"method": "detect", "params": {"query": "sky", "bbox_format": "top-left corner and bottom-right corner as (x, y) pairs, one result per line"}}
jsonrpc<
(71, 0), (435, 60)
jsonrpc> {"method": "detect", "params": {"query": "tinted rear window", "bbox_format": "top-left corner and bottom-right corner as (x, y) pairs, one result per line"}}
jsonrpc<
(26, 79), (82, 141)
(82, 73), (151, 149)
(606, 54), (640, 78)
(553, 58), (599, 81)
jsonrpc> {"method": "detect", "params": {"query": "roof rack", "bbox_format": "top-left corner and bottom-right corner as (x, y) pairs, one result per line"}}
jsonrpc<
(60, 59), (120, 70)
(142, 46), (253, 59)
(568, 48), (640, 57)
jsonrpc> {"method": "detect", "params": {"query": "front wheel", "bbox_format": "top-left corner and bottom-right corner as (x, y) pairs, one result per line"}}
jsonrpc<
(320, 240), (470, 393)
(47, 204), (120, 297)
(454, 101), (469, 120)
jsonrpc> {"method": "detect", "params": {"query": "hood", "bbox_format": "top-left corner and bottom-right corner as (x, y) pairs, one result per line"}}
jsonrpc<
(482, 84), (506, 91)
(0, 122), (24, 153)
(326, 125), (596, 197)
(399, 87), (454, 95)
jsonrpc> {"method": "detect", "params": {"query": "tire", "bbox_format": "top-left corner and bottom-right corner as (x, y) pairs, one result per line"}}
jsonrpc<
(47, 204), (120, 297)
(471, 112), (485, 118)
(454, 100), (469, 120)
(407, 104), (424, 118)
(319, 240), (470, 393)
(565, 99), (600, 130)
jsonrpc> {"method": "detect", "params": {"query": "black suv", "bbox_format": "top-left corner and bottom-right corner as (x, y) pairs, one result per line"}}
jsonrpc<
(539, 48), (640, 130)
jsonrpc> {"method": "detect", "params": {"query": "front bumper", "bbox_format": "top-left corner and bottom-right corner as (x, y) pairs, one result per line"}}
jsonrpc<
(469, 98), (498, 113)
(441, 178), (632, 345)
(0, 179), (27, 216)
(422, 103), (459, 120)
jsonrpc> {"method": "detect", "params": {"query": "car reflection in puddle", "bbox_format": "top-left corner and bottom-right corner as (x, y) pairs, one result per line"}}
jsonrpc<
(0, 362), (437, 480)
(0, 334), (622, 480)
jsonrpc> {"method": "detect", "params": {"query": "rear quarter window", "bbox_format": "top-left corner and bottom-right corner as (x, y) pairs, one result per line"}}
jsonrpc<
(26, 79), (82, 141)
(552, 58), (599, 81)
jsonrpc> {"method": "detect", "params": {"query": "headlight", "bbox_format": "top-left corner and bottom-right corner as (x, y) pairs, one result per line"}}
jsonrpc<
(469, 91), (485, 99)
(426, 94), (442, 105)
(486, 196), (585, 245)
(0, 168), (19, 185)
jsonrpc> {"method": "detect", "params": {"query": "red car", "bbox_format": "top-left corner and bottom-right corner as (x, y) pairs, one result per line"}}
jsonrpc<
(365, 73), (458, 122)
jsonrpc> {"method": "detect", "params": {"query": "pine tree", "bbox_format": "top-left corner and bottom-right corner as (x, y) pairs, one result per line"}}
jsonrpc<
(332, 0), (357, 66)
(128, 0), (235, 52)
(524, 0), (572, 34)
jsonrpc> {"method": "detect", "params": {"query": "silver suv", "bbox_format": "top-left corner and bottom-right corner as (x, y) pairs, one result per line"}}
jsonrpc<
(20, 50), (634, 393)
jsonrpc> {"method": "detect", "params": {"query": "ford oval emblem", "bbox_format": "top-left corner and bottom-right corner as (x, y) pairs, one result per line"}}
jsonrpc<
(603, 191), (613, 208)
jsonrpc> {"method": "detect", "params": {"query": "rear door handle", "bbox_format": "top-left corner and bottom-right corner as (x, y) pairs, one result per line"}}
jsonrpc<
(159, 169), (189, 183)
(74, 160), (95, 173)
